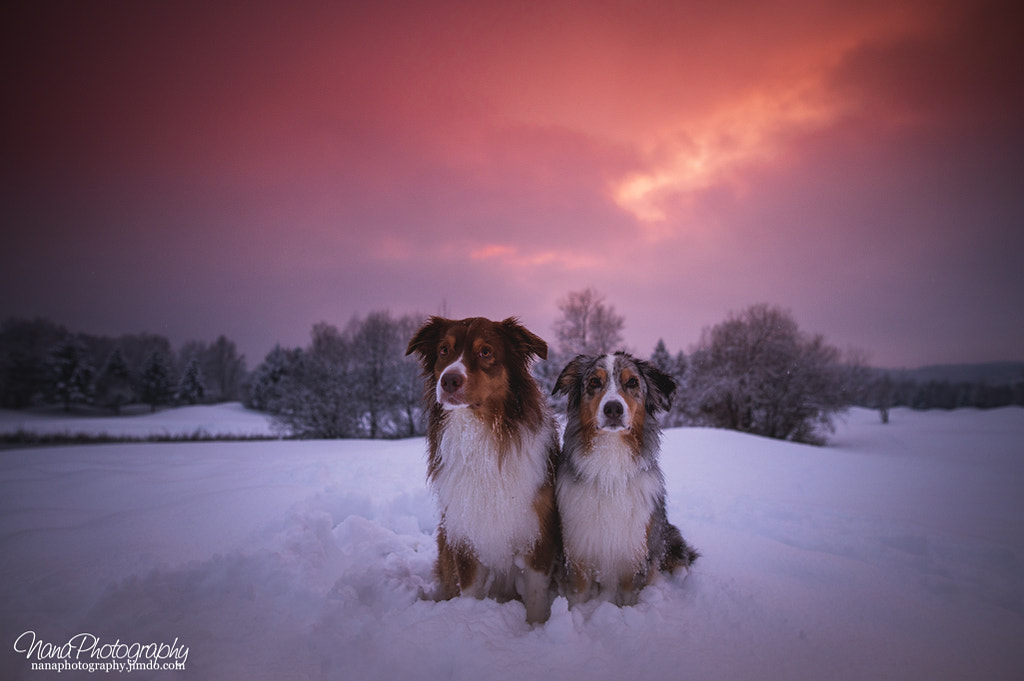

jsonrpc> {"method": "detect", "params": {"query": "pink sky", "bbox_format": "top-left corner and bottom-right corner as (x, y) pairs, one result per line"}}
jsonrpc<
(3, 0), (1022, 367)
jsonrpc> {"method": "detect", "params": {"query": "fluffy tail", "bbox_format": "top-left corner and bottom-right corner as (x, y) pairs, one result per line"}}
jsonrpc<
(661, 523), (700, 572)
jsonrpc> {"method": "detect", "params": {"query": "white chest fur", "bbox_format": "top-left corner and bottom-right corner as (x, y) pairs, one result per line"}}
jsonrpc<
(432, 409), (549, 569)
(558, 432), (662, 579)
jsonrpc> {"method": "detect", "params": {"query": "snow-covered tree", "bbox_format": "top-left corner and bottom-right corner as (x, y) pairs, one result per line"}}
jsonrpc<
(178, 336), (246, 402)
(254, 313), (428, 439)
(204, 335), (246, 401)
(649, 338), (688, 427)
(650, 338), (687, 379)
(0, 317), (67, 408)
(246, 344), (299, 412)
(176, 357), (206, 405)
(95, 346), (134, 414)
(140, 350), (174, 413)
(871, 372), (894, 424)
(47, 337), (94, 411)
(685, 304), (850, 444)
(269, 322), (359, 439)
(396, 313), (427, 437)
(348, 311), (407, 439)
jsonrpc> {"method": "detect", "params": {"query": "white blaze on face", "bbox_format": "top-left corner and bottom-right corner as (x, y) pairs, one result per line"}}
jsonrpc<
(437, 358), (469, 409)
(596, 354), (632, 431)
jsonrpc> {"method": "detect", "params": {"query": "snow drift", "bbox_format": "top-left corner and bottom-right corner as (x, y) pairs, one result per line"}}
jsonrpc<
(1, 406), (1022, 680)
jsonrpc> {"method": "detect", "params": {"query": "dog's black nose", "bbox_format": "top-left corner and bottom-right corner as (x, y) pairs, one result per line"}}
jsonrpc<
(440, 372), (465, 394)
(603, 400), (624, 419)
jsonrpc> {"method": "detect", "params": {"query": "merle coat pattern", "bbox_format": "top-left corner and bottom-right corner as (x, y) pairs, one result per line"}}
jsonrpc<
(554, 352), (698, 606)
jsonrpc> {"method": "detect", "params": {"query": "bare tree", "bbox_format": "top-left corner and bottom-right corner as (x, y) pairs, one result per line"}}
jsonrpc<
(535, 287), (627, 399)
(396, 313), (427, 437)
(348, 311), (404, 439)
(873, 373), (894, 424)
(554, 287), (625, 356)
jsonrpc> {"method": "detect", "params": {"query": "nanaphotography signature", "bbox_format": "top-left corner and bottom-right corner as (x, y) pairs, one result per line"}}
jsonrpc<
(12, 630), (188, 673)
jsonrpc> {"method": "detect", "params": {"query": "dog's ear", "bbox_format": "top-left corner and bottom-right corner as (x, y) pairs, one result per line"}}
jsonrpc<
(552, 355), (587, 404)
(638, 359), (677, 414)
(406, 316), (451, 363)
(500, 317), (548, 361)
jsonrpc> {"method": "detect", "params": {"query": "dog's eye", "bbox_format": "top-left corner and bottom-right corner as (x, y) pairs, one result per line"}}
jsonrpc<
(438, 345), (449, 357)
(587, 377), (602, 391)
(479, 346), (492, 359)
(624, 377), (640, 390)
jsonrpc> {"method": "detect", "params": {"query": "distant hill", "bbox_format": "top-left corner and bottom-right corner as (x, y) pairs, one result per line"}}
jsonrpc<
(885, 362), (1024, 385)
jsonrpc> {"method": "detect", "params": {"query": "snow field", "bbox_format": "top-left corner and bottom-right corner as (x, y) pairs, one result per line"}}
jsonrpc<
(0, 402), (279, 439)
(1, 406), (1022, 680)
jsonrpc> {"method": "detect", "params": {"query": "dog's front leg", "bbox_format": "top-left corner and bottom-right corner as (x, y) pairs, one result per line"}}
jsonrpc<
(612, 581), (641, 607)
(516, 565), (552, 624)
(434, 529), (486, 600)
(459, 562), (490, 599)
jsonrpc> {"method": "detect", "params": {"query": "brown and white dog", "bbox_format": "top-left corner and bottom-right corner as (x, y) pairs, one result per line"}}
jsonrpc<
(406, 316), (561, 623)
(553, 352), (698, 607)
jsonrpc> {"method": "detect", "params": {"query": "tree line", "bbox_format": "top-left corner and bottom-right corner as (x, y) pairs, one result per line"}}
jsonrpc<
(856, 371), (1024, 419)
(5, 296), (1020, 443)
(245, 312), (423, 439)
(0, 318), (246, 412)
(535, 292), (1022, 443)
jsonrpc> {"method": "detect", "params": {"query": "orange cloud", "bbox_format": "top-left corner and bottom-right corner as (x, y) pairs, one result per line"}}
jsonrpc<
(602, 6), (943, 227)
(613, 80), (841, 223)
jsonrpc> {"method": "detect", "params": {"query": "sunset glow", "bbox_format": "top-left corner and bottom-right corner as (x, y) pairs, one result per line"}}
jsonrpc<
(2, 0), (1021, 367)
(613, 83), (839, 224)
(471, 245), (603, 271)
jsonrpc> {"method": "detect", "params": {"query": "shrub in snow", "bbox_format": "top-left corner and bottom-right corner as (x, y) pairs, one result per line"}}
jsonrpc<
(683, 304), (852, 445)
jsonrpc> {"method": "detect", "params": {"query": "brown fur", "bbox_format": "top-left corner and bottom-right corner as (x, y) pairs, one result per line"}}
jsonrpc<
(407, 316), (561, 623)
(528, 478), (560, 573)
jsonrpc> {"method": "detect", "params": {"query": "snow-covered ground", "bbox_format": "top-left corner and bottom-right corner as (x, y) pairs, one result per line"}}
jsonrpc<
(0, 403), (278, 439)
(1, 406), (1022, 680)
